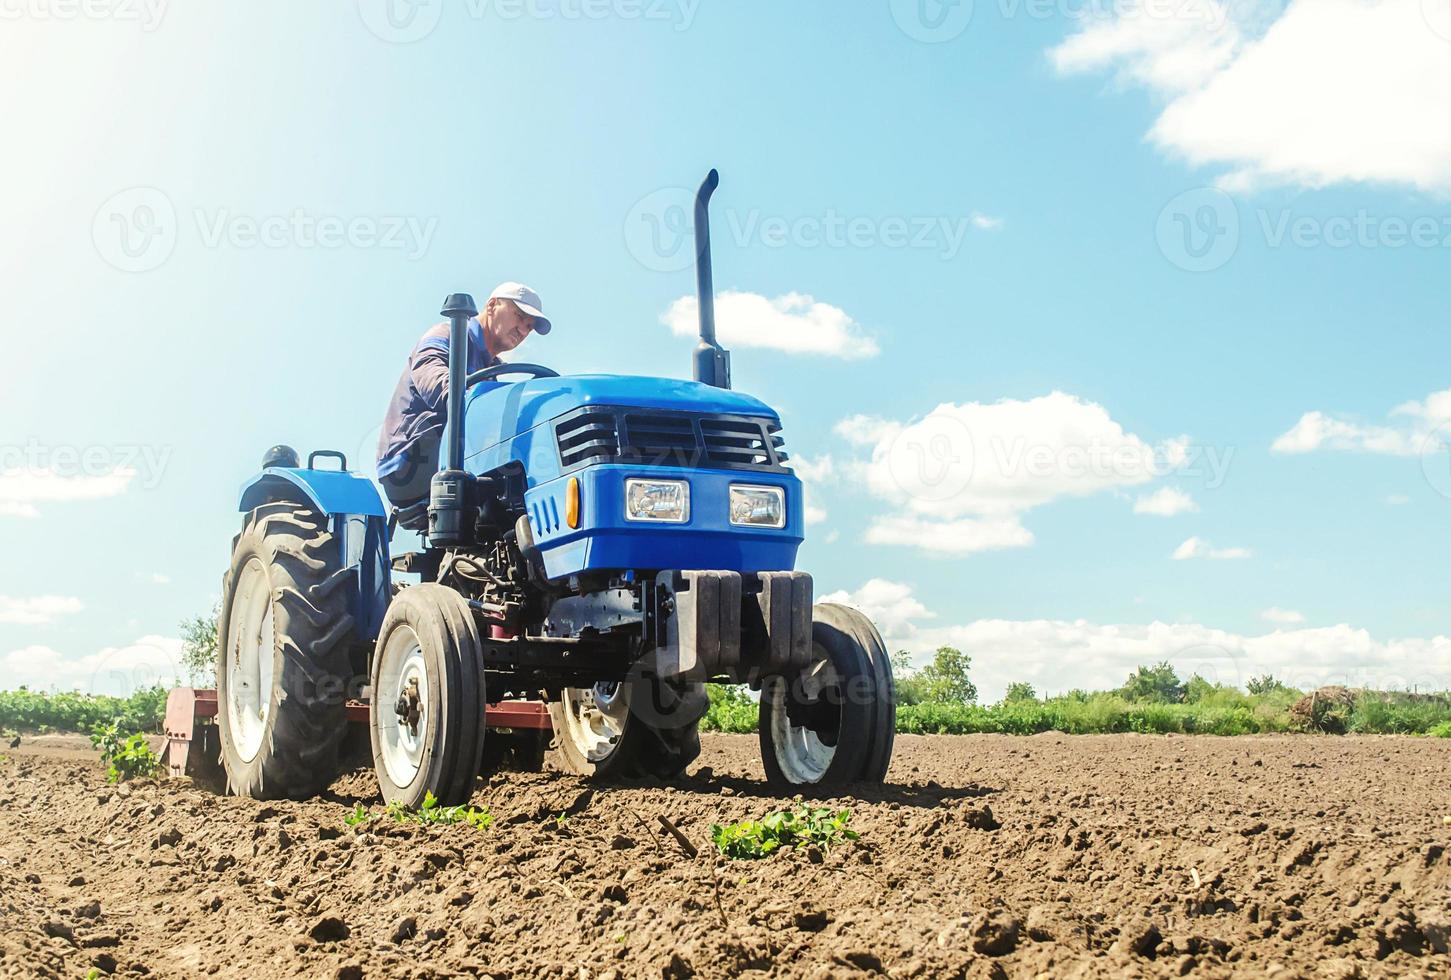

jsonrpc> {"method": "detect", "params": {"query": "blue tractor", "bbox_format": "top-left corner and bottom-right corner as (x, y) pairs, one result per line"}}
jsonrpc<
(213, 172), (896, 803)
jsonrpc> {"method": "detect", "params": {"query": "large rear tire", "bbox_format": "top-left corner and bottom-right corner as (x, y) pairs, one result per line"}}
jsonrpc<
(370, 585), (487, 807)
(759, 602), (895, 787)
(216, 503), (355, 799)
(548, 678), (706, 779)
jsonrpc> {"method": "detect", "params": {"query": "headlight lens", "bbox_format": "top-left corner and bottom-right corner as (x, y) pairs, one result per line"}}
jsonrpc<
(624, 479), (690, 523)
(729, 484), (786, 528)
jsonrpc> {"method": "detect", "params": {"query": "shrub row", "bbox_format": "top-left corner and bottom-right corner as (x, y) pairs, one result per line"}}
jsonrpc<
(5, 683), (1450, 738)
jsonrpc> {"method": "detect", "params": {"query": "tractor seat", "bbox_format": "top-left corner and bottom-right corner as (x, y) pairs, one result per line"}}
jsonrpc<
(390, 500), (430, 534)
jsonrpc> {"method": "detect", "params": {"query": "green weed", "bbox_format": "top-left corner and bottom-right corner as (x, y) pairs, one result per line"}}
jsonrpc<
(88, 723), (160, 783)
(710, 805), (859, 860)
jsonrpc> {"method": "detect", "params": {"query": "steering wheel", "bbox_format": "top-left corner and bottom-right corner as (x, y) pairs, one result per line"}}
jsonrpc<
(465, 362), (560, 386)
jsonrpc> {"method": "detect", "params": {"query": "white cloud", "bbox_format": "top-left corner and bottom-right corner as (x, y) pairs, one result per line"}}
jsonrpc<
(662, 290), (878, 360)
(1, 634), (183, 696)
(149, 573), (171, 585)
(864, 514), (1035, 555)
(1173, 536), (1251, 560)
(836, 392), (1189, 555)
(1052, 0), (1451, 193)
(0, 466), (136, 518)
(1273, 390), (1451, 457)
(1262, 606), (1306, 625)
(788, 453), (835, 525)
(1385, 494), (1411, 506)
(0, 595), (84, 625)
(840, 579), (1451, 702)
(1133, 486), (1199, 516)
(970, 212), (1004, 231)
(818, 578), (935, 637)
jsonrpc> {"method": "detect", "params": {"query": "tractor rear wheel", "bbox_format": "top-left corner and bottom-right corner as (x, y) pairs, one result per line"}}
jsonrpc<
(548, 678), (707, 779)
(216, 503), (355, 799)
(370, 585), (487, 807)
(759, 602), (895, 786)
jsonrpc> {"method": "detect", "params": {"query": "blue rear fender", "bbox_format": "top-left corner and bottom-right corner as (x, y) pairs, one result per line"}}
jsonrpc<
(237, 466), (391, 644)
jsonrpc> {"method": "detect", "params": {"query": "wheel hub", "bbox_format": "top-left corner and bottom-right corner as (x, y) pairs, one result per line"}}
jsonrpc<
(560, 683), (628, 763)
(395, 677), (422, 736)
(376, 629), (429, 787)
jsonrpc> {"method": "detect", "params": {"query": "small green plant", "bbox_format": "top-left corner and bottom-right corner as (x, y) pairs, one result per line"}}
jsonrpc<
(710, 805), (859, 860)
(377, 791), (494, 830)
(343, 803), (374, 827)
(1427, 721), (1451, 738)
(89, 723), (160, 783)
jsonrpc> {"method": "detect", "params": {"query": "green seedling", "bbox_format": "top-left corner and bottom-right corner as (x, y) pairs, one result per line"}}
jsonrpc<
(343, 803), (374, 827)
(710, 804), (860, 860)
(381, 791), (494, 830)
(88, 723), (160, 784)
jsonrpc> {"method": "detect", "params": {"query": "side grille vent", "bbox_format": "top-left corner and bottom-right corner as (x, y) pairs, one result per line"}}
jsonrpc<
(555, 409), (619, 468)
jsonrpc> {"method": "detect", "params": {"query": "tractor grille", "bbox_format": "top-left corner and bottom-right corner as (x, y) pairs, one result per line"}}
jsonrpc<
(553, 407), (788, 473)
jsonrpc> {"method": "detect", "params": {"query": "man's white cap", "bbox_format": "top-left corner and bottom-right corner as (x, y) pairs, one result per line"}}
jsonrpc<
(490, 282), (552, 335)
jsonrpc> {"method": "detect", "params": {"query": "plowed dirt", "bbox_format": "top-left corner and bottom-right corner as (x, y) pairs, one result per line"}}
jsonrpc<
(2, 733), (1448, 979)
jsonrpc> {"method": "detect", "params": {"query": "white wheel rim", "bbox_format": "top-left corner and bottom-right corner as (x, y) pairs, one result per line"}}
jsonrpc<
(560, 683), (629, 763)
(376, 625), (429, 787)
(768, 644), (840, 784)
(225, 557), (274, 764)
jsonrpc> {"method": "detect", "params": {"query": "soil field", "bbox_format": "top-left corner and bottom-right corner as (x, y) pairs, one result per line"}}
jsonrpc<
(1, 733), (1448, 979)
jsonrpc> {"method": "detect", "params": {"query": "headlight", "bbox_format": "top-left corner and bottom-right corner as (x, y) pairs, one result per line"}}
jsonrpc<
(729, 484), (786, 528)
(624, 479), (690, 523)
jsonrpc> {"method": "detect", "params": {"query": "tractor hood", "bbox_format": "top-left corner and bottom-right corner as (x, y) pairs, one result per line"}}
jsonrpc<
(463, 373), (779, 457)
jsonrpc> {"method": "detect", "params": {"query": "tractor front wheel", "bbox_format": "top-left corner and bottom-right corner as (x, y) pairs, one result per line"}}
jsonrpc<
(370, 585), (487, 807)
(548, 678), (706, 779)
(759, 602), (895, 787)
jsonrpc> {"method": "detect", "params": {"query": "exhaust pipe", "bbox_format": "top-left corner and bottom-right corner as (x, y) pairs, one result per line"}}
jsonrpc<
(692, 169), (731, 390)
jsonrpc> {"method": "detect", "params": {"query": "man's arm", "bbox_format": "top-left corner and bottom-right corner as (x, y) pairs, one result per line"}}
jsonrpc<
(410, 337), (451, 409)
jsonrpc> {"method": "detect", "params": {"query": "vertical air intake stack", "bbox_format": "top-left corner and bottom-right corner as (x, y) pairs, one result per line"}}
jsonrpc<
(428, 292), (478, 545)
(692, 169), (731, 390)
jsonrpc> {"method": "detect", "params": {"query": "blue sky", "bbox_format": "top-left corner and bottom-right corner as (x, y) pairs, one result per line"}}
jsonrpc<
(3, 0), (1451, 700)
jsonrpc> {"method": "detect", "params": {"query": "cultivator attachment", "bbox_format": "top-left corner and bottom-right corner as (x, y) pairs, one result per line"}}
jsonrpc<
(161, 687), (551, 783)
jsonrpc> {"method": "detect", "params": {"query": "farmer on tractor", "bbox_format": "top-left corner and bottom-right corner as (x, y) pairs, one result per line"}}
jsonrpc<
(376, 281), (553, 507)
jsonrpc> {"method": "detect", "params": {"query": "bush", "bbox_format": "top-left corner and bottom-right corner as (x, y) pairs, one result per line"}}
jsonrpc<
(1002, 682), (1037, 704)
(1120, 662), (1186, 704)
(702, 684), (758, 733)
(179, 605), (220, 685)
(0, 687), (167, 734)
